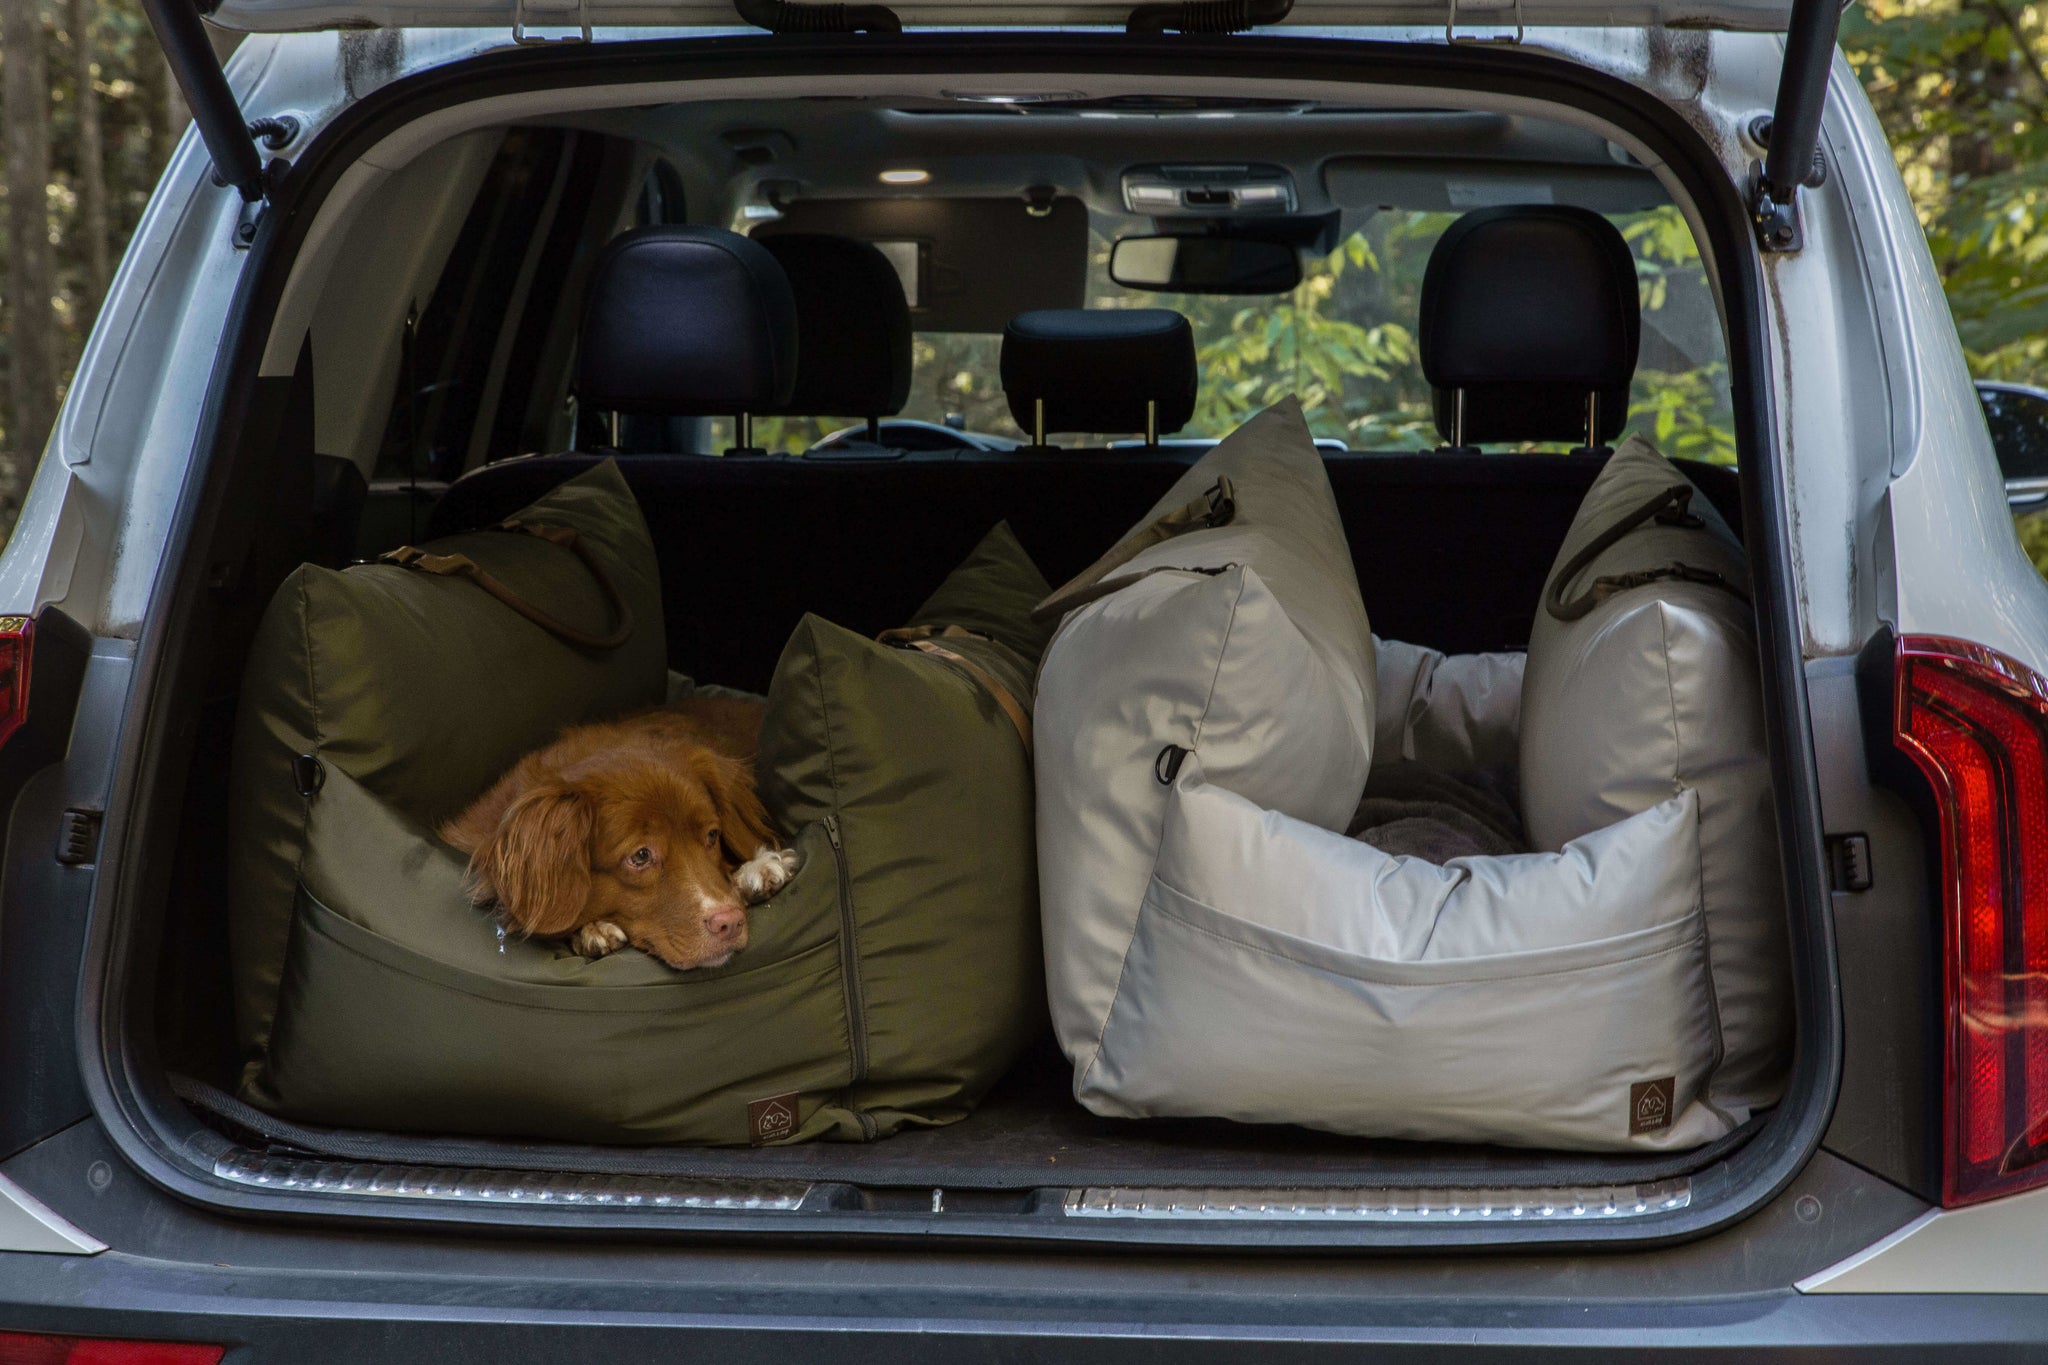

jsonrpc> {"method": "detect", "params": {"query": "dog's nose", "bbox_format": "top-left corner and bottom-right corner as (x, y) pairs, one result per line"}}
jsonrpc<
(704, 906), (746, 942)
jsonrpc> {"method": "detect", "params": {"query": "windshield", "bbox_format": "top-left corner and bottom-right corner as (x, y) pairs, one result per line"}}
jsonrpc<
(749, 205), (1734, 461)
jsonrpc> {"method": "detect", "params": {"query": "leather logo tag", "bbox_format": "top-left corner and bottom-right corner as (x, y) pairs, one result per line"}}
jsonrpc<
(748, 1092), (800, 1146)
(1629, 1077), (1675, 1136)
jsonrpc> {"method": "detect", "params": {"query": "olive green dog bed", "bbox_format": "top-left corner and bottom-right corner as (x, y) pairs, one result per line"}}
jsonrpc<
(229, 461), (1047, 1144)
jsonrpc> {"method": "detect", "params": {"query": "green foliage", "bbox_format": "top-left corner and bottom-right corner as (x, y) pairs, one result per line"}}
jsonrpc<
(2018, 507), (2048, 576)
(0, 0), (179, 450)
(1843, 0), (2048, 381)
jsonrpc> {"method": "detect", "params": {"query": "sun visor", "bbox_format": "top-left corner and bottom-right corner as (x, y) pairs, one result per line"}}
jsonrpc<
(753, 197), (1088, 334)
(1323, 157), (1669, 216)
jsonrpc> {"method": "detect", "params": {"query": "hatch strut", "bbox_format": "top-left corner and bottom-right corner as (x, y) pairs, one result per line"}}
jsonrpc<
(1749, 0), (1845, 252)
(143, 0), (279, 216)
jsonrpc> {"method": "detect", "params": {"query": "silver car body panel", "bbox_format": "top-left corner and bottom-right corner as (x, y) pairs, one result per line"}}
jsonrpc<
(7, 18), (2040, 1290)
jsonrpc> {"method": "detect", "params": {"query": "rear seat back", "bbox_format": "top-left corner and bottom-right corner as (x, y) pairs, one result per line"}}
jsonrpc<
(434, 222), (1737, 692)
(430, 448), (1741, 693)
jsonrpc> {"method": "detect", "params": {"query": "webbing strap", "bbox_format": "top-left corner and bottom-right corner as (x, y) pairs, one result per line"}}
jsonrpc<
(380, 519), (633, 650)
(1545, 484), (1748, 623)
(877, 624), (1033, 754)
(1031, 476), (1237, 624)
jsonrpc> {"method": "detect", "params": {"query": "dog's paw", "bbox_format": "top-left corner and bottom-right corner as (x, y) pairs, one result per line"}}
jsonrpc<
(570, 920), (629, 958)
(733, 846), (800, 904)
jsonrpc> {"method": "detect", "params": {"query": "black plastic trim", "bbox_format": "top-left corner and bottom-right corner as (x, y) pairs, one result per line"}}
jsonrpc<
(74, 31), (1844, 1255)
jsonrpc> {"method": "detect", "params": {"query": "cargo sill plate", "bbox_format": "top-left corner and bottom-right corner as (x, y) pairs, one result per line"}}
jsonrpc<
(1062, 1178), (1692, 1222)
(213, 1149), (810, 1211)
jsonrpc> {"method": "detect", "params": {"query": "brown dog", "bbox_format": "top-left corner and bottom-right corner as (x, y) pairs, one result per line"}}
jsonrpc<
(439, 698), (797, 969)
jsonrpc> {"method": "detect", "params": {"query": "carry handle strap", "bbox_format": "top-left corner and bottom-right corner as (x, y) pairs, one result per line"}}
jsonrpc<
(877, 624), (1033, 755)
(1031, 476), (1237, 624)
(1544, 484), (1748, 623)
(380, 519), (634, 650)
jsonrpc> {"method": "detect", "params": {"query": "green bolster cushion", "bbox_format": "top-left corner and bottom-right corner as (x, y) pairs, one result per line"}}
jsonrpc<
(234, 503), (1048, 1145)
(229, 460), (668, 1080)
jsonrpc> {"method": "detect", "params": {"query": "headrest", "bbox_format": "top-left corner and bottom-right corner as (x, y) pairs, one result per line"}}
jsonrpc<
(753, 234), (912, 421)
(1418, 206), (1640, 448)
(1000, 308), (1197, 439)
(577, 226), (798, 417)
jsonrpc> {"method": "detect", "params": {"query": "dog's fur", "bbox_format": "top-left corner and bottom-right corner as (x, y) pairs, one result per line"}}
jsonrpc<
(440, 698), (796, 969)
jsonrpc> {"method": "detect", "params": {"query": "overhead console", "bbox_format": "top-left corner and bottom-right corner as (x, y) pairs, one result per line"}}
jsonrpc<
(1123, 164), (1298, 216)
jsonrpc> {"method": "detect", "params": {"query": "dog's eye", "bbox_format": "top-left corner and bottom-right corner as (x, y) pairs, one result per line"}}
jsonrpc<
(704, 827), (720, 850)
(627, 847), (653, 868)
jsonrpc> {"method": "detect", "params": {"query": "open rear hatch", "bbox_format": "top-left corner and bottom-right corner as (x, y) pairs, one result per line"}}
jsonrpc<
(90, 6), (1848, 1250)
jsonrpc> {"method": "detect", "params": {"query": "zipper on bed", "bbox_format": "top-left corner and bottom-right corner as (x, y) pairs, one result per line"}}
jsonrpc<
(822, 815), (875, 1137)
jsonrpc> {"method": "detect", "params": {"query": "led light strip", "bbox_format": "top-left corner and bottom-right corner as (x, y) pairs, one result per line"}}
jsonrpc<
(213, 1151), (810, 1211)
(1062, 1179), (1692, 1222)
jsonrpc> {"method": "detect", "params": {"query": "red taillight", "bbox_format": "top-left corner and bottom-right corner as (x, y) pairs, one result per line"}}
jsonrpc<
(1895, 634), (2048, 1205)
(0, 614), (35, 751)
(0, 1335), (223, 1365)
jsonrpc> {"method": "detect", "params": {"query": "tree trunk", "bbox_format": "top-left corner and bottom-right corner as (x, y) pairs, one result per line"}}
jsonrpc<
(2, 0), (57, 503)
(70, 0), (108, 305)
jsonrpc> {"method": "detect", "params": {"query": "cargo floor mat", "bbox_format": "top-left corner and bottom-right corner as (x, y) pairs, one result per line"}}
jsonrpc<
(172, 1040), (1764, 1191)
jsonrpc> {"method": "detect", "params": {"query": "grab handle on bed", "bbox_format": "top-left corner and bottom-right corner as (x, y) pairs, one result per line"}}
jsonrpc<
(1031, 476), (1237, 624)
(1544, 484), (1747, 623)
(380, 519), (634, 650)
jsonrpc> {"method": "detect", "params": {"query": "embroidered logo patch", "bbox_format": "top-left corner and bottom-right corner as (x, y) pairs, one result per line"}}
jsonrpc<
(748, 1092), (800, 1146)
(1629, 1077), (1676, 1136)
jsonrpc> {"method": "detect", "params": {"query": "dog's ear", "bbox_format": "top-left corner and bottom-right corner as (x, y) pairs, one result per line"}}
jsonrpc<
(468, 781), (593, 937)
(691, 748), (779, 864)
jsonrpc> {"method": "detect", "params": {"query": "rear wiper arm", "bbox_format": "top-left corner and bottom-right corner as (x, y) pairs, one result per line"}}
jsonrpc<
(1126, 0), (1292, 34)
(732, 0), (902, 32)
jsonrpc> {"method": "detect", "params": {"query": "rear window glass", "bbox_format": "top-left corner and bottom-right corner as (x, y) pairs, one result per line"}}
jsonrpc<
(749, 206), (1734, 461)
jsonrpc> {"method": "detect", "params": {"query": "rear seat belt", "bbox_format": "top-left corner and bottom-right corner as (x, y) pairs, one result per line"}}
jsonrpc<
(1545, 484), (1750, 623)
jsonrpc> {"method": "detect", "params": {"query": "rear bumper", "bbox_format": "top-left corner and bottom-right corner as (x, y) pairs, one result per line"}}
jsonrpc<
(4, 1251), (2048, 1362)
(0, 1117), (2000, 1361)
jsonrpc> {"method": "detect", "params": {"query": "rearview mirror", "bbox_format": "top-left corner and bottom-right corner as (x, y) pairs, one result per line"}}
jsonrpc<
(1109, 235), (1302, 295)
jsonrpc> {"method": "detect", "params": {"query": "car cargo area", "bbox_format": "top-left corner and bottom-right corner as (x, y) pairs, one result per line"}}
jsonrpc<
(107, 53), (1828, 1248)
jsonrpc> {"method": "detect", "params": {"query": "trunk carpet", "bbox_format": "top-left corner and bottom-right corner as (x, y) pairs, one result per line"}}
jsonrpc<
(176, 1037), (1759, 1191)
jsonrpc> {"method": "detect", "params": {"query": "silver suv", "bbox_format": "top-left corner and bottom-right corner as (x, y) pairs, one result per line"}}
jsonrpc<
(0, 0), (2036, 1355)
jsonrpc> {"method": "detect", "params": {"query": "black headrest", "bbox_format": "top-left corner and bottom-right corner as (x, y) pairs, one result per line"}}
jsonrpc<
(1000, 308), (1197, 439)
(577, 226), (798, 417)
(1418, 206), (1640, 447)
(753, 234), (912, 421)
